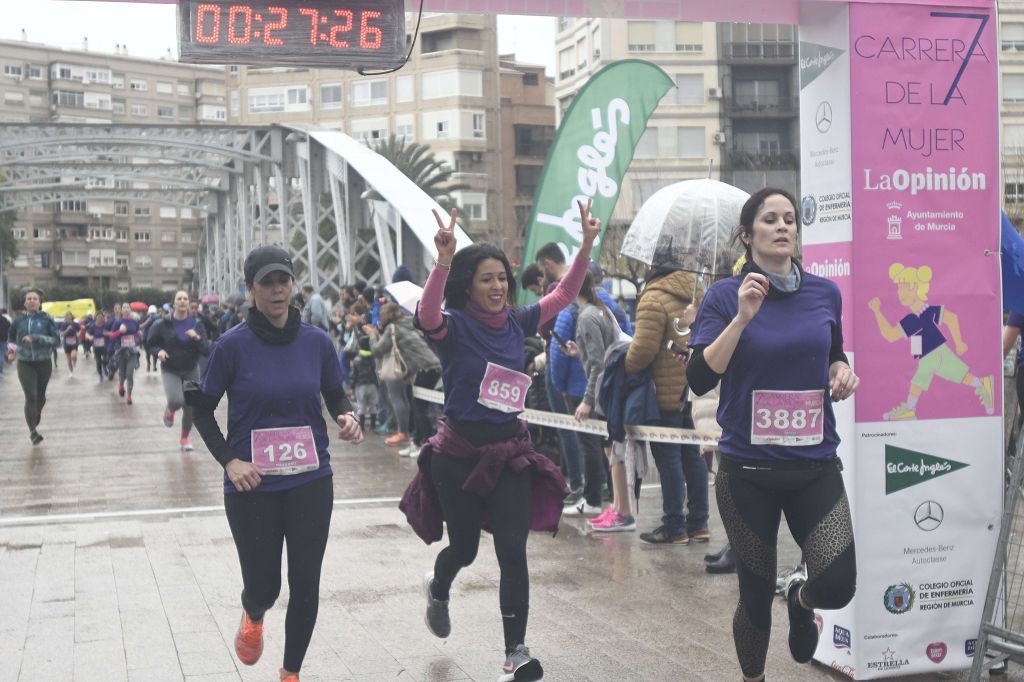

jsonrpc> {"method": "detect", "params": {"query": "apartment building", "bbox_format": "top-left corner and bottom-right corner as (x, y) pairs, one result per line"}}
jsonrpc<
(0, 38), (227, 294)
(226, 13), (520, 246)
(1002, 3), (1024, 222)
(554, 18), (725, 231)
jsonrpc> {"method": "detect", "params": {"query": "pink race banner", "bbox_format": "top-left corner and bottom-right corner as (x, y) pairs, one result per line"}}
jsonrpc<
(850, 2), (1001, 424)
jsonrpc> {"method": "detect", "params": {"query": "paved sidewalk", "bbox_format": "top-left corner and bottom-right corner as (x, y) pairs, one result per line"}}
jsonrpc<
(0, 359), (1007, 681)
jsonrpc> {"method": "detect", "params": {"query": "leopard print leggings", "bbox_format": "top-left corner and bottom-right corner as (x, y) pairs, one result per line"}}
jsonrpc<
(716, 456), (856, 678)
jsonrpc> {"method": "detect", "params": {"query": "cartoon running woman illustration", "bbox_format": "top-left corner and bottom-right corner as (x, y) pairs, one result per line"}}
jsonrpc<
(868, 263), (994, 420)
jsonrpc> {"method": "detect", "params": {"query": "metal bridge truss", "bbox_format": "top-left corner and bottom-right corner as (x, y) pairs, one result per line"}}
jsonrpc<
(0, 123), (446, 303)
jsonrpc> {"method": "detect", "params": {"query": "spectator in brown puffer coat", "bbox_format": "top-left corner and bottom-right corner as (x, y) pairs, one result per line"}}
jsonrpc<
(624, 266), (709, 545)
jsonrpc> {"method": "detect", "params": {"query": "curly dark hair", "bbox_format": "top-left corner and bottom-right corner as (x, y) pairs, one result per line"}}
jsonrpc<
(443, 244), (517, 310)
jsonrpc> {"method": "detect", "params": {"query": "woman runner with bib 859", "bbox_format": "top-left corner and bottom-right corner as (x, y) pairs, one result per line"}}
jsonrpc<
(189, 245), (363, 682)
(401, 201), (600, 682)
(685, 188), (859, 682)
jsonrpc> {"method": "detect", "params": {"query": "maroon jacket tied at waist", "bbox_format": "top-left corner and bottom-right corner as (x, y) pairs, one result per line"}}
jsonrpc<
(400, 418), (569, 544)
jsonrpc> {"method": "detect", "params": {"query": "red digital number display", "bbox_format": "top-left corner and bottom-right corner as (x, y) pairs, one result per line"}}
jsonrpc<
(179, 0), (405, 68)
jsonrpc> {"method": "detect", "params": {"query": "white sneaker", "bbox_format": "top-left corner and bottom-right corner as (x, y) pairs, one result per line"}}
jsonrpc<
(563, 501), (603, 517)
(400, 444), (418, 458)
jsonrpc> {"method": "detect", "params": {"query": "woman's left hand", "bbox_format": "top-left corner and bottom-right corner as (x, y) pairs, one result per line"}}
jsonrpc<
(337, 412), (364, 443)
(574, 401), (591, 422)
(829, 362), (859, 402)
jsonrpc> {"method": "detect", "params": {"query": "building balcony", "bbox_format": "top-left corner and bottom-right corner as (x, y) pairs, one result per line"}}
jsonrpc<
(727, 148), (799, 170)
(722, 42), (797, 63)
(723, 96), (798, 118)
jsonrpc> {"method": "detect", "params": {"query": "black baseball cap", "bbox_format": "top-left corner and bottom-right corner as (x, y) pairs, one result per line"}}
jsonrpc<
(244, 245), (295, 285)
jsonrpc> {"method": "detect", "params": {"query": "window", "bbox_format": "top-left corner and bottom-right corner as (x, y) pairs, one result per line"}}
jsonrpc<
(250, 93), (284, 113)
(628, 21), (656, 52)
(734, 79), (782, 110)
(422, 69), (482, 99)
(455, 192), (486, 220)
(1009, 183), (1024, 203)
(287, 86), (308, 106)
(116, 230), (129, 241)
(85, 69), (111, 84)
(181, 208), (194, 219)
(115, 201), (129, 216)
(675, 74), (704, 105)
(436, 120), (450, 138)
(134, 231), (151, 242)
(134, 207), (151, 217)
(179, 105), (194, 119)
(395, 114), (415, 142)
(13, 255), (28, 268)
(131, 103), (148, 117)
(182, 256), (195, 269)
(157, 105), (175, 118)
(161, 228), (177, 240)
(3, 64), (22, 77)
(28, 66), (42, 79)
(515, 165), (543, 197)
(134, 255), (152, 267)
(62, 251), (89, 266)
(576, 38), (588, 69)
(161, 256), (179, 270)
(351, 117), (388, 143)
(59, 200), (87, 212)
(635, 127), (658, 158)
(558, 47), (575, 79)
(129, 282), (147, 291)
(159, 207), (177, 219)
(12, 228), (26, 239)
(88, 227), (114, 241)
(112, 99), (126, 115)
(320, 84), (342, 109)
(116, 255), (129, 267)
(396, 75), (414, 103)
(199, 105), (226, 120)
(181, 232), (195, 243)
(675, 22), (703, 52)
(472, 113), (485, 139)
(522, 72), (539, 86)
(52, 90), (84, 108)
(4, 92), (23, 105)
(33, 228), (50, 240)
(178, 82), (191, 96)
(515, 124), (555, 156)
(112, 74), (125, 89)
(156, 81), (173, 94)
(129, 79), (147, 91)
(675, 127), (705, 157)
(1005, 74), (1024, 103)
(352, 79), (388, 106)
(1006, 125), (1024, 153)
(38, 253), (50, 269)
(230, 90), (239, 116)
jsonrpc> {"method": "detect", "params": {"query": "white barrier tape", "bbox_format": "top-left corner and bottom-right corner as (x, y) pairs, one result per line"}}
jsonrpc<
(412, 386), (719, 447)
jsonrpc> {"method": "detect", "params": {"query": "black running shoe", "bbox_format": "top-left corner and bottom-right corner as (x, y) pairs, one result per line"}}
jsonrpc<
(499, 644), (543, 682)
(29, 431), (43, 446)
(786, 576), (818, 663)
(423, 572), (450, 638)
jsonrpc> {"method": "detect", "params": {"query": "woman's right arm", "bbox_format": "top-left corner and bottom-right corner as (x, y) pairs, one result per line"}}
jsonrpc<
(700, 273), (767, 374)
(418, 208), (458, 341)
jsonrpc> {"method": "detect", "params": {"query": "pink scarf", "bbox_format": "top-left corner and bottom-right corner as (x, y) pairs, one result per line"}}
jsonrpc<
(465, 301), (509, 329)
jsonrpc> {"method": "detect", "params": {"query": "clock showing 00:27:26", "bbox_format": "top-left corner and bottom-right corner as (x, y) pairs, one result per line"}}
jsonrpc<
(177, 0), (406, 69)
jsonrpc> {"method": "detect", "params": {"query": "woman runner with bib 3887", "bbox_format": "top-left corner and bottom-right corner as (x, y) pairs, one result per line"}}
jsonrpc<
(685, 188), (859, 682)
(189, 245), (363, 682)
(401, 202), (601, 682)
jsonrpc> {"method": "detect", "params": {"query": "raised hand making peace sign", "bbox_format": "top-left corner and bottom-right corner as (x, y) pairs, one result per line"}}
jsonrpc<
(578, 198), (601, 251)
(432, 207), (458, 266)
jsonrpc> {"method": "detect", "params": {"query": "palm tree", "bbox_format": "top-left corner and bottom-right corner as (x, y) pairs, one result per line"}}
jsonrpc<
(370, 134), (468, 214)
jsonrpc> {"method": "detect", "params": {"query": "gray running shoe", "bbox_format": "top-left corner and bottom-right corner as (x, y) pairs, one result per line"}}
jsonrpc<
(423, 572), (450, 638)
(498, 644), (543, 682)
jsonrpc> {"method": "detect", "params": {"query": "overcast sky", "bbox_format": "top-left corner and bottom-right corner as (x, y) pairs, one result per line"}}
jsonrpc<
(0, 1), (556, 72)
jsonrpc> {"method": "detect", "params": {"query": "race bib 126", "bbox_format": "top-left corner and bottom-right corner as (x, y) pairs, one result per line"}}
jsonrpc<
(250, 426), (319, 475)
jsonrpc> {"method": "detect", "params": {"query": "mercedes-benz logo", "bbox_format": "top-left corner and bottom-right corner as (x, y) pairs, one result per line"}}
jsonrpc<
(914, 500), (944, 531)
(816, 101), (832, 133)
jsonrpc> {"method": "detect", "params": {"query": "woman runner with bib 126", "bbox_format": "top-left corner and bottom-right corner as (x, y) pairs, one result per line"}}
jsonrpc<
(685, 188), (859, 682)
(401, 201), (601, 682)
(189, 245), (363, 682)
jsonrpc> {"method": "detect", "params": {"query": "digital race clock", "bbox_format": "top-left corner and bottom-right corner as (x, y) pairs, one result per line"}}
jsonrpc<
(178, 0), (406, 69)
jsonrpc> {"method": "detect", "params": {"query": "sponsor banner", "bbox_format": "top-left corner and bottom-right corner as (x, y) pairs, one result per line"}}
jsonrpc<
(517, 60), (673, 304)
(803, 240), (854, 346)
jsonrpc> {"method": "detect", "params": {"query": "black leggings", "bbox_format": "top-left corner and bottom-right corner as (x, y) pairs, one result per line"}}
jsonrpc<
(431, 451), (532, 654)
(93, 348), (107, 379)
(223, 475), (333, 673)
(17, 359), (52, 431)
(564, 394), (608, 507)
(716, 456), (856, 678)
(411, 368), (442, 445)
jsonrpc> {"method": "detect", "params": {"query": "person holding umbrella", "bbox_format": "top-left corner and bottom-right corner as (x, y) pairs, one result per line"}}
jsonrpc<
(686, 188), (858, 681)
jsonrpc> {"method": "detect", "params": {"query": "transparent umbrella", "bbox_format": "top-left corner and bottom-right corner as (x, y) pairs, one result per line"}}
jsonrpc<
(620, 178), (750, 278)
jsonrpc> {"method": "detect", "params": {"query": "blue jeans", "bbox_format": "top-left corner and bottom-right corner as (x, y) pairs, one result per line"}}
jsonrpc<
(545, 369), (585, 491)
(649, 409), (709, 535)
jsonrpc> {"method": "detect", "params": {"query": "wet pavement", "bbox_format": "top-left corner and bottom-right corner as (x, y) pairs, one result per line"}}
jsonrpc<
(0, 362), (1008, 681)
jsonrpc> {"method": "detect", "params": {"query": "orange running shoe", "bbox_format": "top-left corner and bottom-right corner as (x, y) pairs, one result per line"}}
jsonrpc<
(384, 432), (409, 446)
(234, 610), (263, 665)
(279, 669), (300, 681)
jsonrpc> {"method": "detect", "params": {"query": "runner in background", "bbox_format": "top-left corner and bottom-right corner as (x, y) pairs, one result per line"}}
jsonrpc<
(687, 188), (859, 682)
(58, 311), (80, 376)
(112, 310), (141, 405)
(6, 288), (60, 445)
(86, 312), (108, 383)
(403, 202), (600, 682)
(148, 290), (210, 452)
(189, 245), (363, 682)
